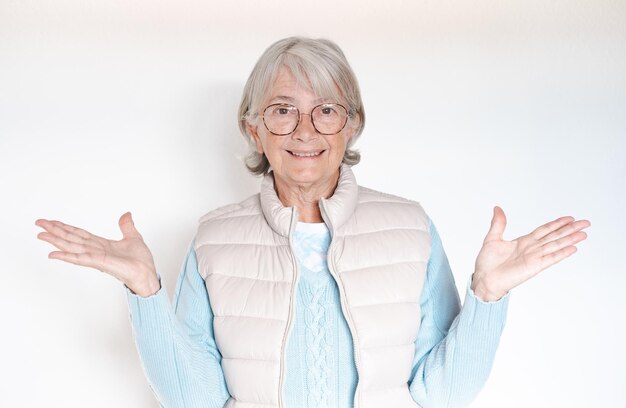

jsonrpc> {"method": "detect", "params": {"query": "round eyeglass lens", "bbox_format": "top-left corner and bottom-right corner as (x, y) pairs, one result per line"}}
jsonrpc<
(262, 104), (299, 135)
(311, 104), (348, 135)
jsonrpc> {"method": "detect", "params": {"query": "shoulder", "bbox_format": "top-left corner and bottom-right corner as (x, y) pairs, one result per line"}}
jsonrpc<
(193, 191), (282, 256)
(194, 193), (270, 247)
(357, 185), (429, 216)
(352, 184), (431, 233)
(197, 193), (262, 225)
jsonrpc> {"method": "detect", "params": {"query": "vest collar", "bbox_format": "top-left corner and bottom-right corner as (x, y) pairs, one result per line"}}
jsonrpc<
(260, 163), (359, 237)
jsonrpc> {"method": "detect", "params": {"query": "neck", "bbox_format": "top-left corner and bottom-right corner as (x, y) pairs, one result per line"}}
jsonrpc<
(273, 171), (340, 223)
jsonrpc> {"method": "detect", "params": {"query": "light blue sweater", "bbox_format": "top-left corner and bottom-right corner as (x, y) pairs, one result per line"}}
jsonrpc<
(126, 218), (509, 408)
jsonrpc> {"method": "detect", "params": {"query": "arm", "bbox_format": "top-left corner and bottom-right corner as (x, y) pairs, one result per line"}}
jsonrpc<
(126, 240), (230, 408)
(408, 219), (509, 408)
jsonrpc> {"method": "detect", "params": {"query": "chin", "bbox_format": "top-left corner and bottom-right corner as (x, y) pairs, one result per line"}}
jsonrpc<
(271, 157), (342, 188)
(287, 169), (324, 184)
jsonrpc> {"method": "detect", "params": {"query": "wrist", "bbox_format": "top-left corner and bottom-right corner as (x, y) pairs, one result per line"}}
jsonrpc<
(127, 269), (161, 298)
(471, 272), (506, 302)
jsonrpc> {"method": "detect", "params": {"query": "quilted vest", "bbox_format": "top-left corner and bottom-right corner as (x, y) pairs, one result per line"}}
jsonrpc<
(194, 164), (431, 408)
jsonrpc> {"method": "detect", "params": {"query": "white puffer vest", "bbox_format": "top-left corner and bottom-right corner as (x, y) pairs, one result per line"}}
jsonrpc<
(194, 164), (431, 408)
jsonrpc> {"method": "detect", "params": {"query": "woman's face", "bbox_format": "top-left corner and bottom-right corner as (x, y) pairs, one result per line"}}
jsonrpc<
(247, 67), (357, 194)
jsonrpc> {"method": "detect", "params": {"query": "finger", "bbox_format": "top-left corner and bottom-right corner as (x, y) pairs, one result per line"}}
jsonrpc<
(35, 220), (87, 245)
(36, 219), (95, 242)
(49, 220), (94, 240)
(530, 216), (575, 241)
(37, 231), (86, 254)
(483, 206), (507, 244)
(52, 221), (92, 239)
(541, 231), (588, 257)
(540, 245), (578, 271)
(119, 212), (142, 240)
(49, 251), (103, 270)
(539, 219), (591, 245)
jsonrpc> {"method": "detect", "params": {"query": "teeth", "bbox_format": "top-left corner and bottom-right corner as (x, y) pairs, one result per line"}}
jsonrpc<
(291, 151), (321, 157)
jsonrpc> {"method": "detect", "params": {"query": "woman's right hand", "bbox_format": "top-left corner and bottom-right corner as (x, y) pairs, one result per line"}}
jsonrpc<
(35, 212), (161, 297)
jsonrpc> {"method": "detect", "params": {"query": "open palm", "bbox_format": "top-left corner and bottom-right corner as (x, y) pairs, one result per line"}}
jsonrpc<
(472, 206), (590, 301)
(35, 212), (160, 297)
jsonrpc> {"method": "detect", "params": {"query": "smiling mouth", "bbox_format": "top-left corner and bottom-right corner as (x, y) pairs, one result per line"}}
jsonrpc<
(287, 150), (325, 157)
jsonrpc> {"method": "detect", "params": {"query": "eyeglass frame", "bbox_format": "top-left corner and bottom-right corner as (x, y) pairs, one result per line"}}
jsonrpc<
(260, 102), (352, 136)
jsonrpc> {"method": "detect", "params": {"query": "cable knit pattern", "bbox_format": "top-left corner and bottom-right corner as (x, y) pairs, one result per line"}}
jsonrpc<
(283, 221), (356, 408)
(292, 222), (334, 408)
(303, 284), (330, 407)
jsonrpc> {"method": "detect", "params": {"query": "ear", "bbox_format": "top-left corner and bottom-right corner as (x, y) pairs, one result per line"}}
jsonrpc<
(246, 122), (264, 154)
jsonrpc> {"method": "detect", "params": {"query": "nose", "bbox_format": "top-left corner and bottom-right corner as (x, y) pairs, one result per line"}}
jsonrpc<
(292, 113), (318, 142)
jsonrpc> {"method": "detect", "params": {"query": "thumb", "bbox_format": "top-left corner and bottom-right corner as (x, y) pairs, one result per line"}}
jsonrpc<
(119, 211), (142, 239)
(483, 206), (506, 243)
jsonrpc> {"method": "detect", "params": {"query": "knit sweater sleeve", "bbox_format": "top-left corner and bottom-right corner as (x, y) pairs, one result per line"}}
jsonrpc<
(408, 218), (510, 408)
(125, 240), (231, 408)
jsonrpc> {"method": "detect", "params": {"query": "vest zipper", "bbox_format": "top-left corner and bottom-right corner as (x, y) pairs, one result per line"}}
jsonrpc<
(319, 199), (362, 408)
(278, 208), (301, 408)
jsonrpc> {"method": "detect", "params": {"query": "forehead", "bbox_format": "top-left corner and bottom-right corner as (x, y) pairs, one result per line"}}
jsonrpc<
(264, 66), (342, 105)
(269, 68), (313, 97)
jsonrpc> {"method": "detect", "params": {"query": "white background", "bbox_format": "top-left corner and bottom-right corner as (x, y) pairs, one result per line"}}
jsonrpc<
(1, 0), (625, 407)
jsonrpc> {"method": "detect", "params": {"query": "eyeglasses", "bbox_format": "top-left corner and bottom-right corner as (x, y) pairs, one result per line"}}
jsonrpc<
(261, 103), (350, 136)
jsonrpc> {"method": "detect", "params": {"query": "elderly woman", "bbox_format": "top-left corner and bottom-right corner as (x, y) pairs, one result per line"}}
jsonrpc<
(35, 37), (589, 408)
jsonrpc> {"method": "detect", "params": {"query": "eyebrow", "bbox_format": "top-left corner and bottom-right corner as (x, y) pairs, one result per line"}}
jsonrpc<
(268, 95), (333, 104)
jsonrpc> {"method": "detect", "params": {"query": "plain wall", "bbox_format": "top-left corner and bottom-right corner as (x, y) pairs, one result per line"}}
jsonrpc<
(1, 0), (624, 406)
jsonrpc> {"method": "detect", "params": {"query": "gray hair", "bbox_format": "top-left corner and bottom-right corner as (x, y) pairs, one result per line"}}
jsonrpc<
(238, 37), (365, 175)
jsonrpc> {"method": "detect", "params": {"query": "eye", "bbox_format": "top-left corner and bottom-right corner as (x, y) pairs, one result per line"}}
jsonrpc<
(320, 106), (337, 115)
(270, 104), (296, 116)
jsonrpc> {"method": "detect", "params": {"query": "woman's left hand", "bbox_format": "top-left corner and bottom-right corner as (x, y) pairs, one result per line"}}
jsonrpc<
(471, 206), (590, 301)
